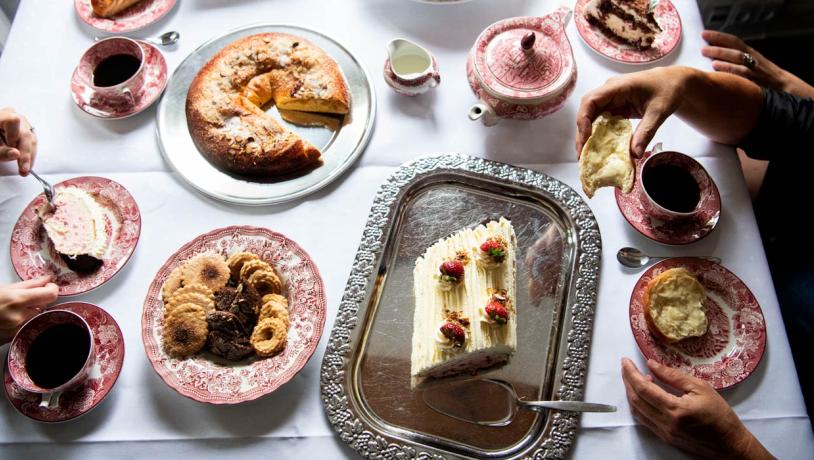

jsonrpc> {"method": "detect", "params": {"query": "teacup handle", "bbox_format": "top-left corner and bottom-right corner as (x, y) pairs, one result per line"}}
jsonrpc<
(122, 87), (136, 106)
(651, 142), (664, 155)
(39, 391), (61, 410)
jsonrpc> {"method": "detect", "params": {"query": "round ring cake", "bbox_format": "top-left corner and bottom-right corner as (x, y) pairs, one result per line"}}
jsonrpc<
(186, 33), (351, 177)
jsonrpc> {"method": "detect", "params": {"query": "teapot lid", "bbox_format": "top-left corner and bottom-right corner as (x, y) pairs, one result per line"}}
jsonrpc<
(472, 9), (575, 103)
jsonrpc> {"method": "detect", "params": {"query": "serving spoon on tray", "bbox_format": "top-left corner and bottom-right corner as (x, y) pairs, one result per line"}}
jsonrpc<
(422, 379), (616, 427)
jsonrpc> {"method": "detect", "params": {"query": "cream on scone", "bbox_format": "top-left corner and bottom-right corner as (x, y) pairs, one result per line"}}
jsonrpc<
(579, 113), (635, 198)
(644, 267), (708, 343)
(411, 218), (517, 388)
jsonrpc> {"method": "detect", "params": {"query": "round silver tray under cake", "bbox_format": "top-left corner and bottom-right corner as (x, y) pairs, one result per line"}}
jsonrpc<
(156, 23), (376, 206)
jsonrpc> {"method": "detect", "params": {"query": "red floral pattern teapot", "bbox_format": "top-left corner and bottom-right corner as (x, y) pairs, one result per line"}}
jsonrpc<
(466, 6), (577, 126)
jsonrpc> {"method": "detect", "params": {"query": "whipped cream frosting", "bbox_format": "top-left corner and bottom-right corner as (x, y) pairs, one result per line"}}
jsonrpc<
(411, 218), (517, 386)
(38, 187), (109, 260)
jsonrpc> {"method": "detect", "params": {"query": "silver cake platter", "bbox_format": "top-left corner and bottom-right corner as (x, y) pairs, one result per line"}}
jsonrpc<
(321, 154), (602, 459)
(156, 23), (376, 206)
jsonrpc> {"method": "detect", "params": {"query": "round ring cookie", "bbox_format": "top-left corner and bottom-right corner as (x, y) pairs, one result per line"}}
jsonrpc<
(259, 296), (290, 329)
(262, 293), (288, 310)
(248, 269), (282, 296)
(227, 251), (259, 280)
(239, 259), (272, 281)
(250, 317), (287, 357)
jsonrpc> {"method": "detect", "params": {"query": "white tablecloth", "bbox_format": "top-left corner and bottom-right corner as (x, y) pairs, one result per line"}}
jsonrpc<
(0, 0), (811, 458)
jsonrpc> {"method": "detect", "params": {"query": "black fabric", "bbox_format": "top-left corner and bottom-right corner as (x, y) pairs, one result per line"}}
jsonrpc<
(740, 88), (814, 421)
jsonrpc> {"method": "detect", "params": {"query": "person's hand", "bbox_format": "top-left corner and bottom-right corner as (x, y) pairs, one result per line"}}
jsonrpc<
(0, 277), (58, 344)
(576, 67), (694, 159)
(0, 107), (37, 176)
(621, 358), (774, 459)
(702, 30), (814, 100)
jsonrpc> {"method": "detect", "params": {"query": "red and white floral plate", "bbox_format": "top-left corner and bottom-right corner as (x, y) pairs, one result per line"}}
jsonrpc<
(629, 258), (766, 390)
(10, 176), (141, 297)
(71, 41), (168, 119)
(75, 0), (176, 33)
(574, 0), (682, 64)
(615, 150), (721, 245)
(141, 226), (327, 404)
(4, 302), (125, 423)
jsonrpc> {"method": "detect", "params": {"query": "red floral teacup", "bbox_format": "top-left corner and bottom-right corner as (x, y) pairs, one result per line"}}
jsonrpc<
(75, 37), (145, 108)
(7, 310), (95, 409)
(639, 144), (716, 224)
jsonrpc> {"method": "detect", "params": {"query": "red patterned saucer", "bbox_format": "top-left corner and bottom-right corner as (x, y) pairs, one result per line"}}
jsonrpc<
(141, 226), (327, 404)
(615, 150), (720, 245)
(629, 258), (766, 390)
(10, 176), (142, 297)
(71, 41), (168, 119)
(574, 0), (682, 64)
(75, 0), (176, 33)
(4, 302), (125, 423)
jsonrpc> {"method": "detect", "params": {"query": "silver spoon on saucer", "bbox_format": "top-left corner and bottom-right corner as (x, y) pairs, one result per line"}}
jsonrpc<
(617, 247), (721, 269)
(95, 31), (180, 46)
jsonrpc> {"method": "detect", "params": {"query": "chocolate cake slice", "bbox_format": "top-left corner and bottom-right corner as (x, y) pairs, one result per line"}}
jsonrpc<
(585, 0), (662, 50)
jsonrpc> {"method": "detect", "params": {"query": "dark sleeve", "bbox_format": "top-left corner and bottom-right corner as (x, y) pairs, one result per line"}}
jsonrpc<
(739, 88), (814, 161)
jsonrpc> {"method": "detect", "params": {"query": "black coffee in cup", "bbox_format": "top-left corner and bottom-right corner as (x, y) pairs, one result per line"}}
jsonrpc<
(25, 323), (91, 389)
(642, 163), (700, 213)
(93, 54), (141, 87)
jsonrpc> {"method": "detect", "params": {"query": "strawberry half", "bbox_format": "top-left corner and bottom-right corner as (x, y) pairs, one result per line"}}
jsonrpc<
(439, 260), (465, 283)
(485, 300), (509, 324)
(440, 322), (466, 347)
(480, 238), (506, 263)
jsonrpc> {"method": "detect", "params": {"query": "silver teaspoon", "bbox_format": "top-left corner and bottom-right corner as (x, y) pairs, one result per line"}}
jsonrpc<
(95, 31), (179, 46)
(617, 247), (721, 269)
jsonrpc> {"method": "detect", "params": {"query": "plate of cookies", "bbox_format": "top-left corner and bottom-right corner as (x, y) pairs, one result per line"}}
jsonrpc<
(629, 257), (766, 389)
(141, 225), (326, 404)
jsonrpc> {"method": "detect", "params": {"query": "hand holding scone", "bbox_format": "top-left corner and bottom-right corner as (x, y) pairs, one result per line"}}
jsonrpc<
(576, 68), (684, 158)
(0, 107), (37, 176)
(621, 358), (773, 459)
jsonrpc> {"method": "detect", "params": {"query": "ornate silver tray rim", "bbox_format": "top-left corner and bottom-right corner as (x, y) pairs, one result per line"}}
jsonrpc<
(320, 154), (602, 459)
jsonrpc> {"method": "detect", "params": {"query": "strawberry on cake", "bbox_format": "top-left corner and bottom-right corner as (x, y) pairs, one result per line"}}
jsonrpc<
(411, 218), (517, 388)
(36, 187), (110, 272)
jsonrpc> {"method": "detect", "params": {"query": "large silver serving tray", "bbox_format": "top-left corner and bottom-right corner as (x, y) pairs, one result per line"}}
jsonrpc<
(321, 154), (602, 459)
(156, 24), (375, 205)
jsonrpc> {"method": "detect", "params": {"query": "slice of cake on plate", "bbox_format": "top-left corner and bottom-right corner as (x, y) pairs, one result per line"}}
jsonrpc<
(411, 218), (517, 388)
(584, 0), (663, 50)
(36, 187), (110, 272)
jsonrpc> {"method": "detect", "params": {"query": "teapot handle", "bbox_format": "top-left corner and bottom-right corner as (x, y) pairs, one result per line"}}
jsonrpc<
(555, 5), (573, 28)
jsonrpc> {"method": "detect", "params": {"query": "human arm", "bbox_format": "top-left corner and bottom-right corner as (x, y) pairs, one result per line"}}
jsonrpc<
(0, 277), (58, 344)
(0, 107), (37, 176)
(576, 66), (763, 157)
(701, 30), (814, 100)
(621, 358), (774, 460)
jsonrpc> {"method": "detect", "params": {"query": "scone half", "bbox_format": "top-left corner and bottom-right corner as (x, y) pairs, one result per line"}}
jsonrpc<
(579, 113), (635, 198)
(643, 267), (708, 343)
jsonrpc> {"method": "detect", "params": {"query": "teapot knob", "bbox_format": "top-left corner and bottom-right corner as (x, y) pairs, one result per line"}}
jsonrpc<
(520, 32), (536, 53)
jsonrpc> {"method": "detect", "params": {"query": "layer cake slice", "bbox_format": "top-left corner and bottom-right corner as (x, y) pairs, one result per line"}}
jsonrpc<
(411, 218), (517, 388)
